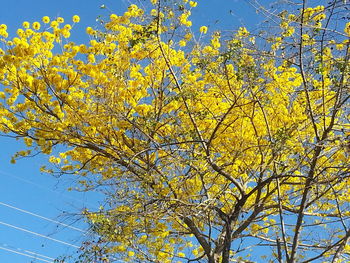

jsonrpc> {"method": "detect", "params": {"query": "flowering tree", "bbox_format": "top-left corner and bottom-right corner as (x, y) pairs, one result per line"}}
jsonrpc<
(0, 0), (350, 262)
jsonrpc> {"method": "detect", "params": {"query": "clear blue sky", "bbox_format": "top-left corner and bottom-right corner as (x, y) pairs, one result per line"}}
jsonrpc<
(0, 0), (263, 262)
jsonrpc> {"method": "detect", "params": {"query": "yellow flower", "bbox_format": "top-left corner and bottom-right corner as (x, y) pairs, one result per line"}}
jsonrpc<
(62, 29), (71, 38)
(57, 17), (64, 23)
(49, 156), (61, 164)
(345, 22), (350, 36)
(184, 33), (192, 40)
(79, 44), (88, 53)
(200, 26), (208, 34)
(0, 30), (8, 38)
(179, 40), (186, 47)
(72, 15), (80, 23)
(151, 9), (158, 16)
(0, 24), (8, 38)
(336, 43), (344, 50)
(42, 16), (50, 24)
(288, 14), (296, 21)
(237, 27), (249, 37)
(87, 54), (95, 63)
(110, 14), (118, 20)
(127, 251), (135, 257)
(189, 1), (197, 7)
(86, 27), (95, 35)
(283, 26), (295, 37)
(32, 22), (41, 31)
(22, 21), (30, 29)
(24, 137), (33, 147)
(51, 21), (59, 28)
(185, 20), (192, 27)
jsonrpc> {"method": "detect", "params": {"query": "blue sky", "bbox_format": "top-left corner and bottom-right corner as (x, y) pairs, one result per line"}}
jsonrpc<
(0, 0), (263, 262)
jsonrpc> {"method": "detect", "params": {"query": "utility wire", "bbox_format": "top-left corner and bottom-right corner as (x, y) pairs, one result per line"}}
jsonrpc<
(0, 169), (98, 209)
(0, 201), (86, 233)
(0, 245), (54, 263)
(0, 243), (55, 261)
(0, 220), (80, 248)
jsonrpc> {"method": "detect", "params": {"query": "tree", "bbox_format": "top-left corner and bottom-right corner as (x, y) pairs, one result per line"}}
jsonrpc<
(0, 0), (350, 262)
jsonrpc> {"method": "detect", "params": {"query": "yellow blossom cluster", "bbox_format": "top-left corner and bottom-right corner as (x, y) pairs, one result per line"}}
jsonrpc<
(0, 2), (349, 262)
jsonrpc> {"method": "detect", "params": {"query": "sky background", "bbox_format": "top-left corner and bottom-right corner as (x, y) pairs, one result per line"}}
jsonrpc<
(0, 0), (265, 262)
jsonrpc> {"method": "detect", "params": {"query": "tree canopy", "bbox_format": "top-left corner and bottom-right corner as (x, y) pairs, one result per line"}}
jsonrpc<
(0, 0), (350, 262)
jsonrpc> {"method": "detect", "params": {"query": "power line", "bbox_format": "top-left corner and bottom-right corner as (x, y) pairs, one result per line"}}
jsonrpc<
(0, 201), (86, 233)
(0, 169), (98, 209)
(0, 243), (55, 261)
(0, 220), (80, 248)
(0, 245), (54, 263)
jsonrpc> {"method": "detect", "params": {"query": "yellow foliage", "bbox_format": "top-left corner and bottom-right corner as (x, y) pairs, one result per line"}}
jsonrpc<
(0, 2), (349, 263)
